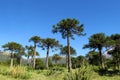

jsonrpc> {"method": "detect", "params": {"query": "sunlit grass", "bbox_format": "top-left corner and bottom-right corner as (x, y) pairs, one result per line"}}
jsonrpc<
(0, 64), (119, 80)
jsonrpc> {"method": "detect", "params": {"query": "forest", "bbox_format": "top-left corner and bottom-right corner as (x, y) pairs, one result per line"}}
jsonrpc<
(0, 18), (120, 80)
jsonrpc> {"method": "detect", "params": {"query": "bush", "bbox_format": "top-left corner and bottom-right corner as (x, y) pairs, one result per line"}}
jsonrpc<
(63, 64), (93, 80)
(0, 60), (10, 66)
(51, 66), (65, 72)
(9, 66), (31, 79)
(0, 67), (9, 75)
(45, 66), (65, 76)
(35, 58), (45, 70)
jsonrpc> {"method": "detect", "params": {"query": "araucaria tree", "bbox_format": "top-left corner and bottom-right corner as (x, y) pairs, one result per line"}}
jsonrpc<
(108, 34), (120, 70)
(52, 54), (61, 65)
(52, 18), (85, 72)
(29, 36), (41, 69)
(60, 46), (76, 68)
(41, 38), (61, 69)
(17, 45), (25, 65)
(25, 45), (33, 65)
(83, 33), (106, 69)
(25, 45), (39, 66)
(2, 42), (23, 67)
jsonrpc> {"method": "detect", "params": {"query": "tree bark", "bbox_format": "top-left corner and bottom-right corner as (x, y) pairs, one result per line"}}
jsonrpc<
(33, 43), (36, 69)
(117, 52), (119, 70)
(20, 58), (22, 66)
(10, 58), (13, 68)
(10, 51), (14, 68)
(46, 47), (49, 69)
(27, 56), (30, 66)
(67, 36), (71, 72)
(66, 54), (68, 68)
(99, 49), (104, 69)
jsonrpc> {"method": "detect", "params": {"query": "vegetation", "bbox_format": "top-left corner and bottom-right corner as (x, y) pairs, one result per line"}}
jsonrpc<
(83, 33), (106, 69)
(25, 45), (39, 66)
(2, 42), (24, 67)
(71, 55), (86, 69)
(86, 51), (100, 66)
(52, 18), (85, 72)
(29, 36), (41, 69)
(52, 54), (61, 65)
(0, 18), (120, 79)
(41, 38), (61, 69)
(0, 64), (119, 80)
(107, 34), (120, 70)
(60, 46), (76, 68)
(63, 63), (93, 80)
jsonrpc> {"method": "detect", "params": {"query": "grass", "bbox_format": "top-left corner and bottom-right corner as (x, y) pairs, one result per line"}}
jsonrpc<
(0, 64), (119, 80)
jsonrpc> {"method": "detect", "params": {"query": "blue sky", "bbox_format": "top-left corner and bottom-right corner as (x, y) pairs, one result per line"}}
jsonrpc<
(0, 0), (120, 57)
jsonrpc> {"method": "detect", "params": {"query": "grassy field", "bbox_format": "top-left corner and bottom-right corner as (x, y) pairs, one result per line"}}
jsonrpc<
(0, 65), (119, 80)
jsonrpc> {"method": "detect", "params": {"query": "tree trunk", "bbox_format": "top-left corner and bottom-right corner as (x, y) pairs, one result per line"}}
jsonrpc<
(10, 51), (14, 68)
(118, 59), (120, 71)
(33, 43), (36, 69)
(45, 47), (49, 69)
(117, 52), (119, 70)
(20, 58), (22, 66)
(27, 56), (30, 66)
(99, 49), (104, 69)
(118, 53), (120, 70)
(10, 58), (13, 68)
(67, 36), (71, 72)
(31, 56), (34, 67)
(66, 54), (68, 68)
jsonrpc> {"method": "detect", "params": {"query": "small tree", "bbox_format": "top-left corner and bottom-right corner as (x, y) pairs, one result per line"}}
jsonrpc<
(52, 54), (61, 65)
(60, 46), (76, 68)
(83, 33), (106, 69)
(25, 45), (33, 65)
(2, 42), (23, 67)
(25, 45), (39, 66)
(29, 36), (41, 69)
(86, 51), (100, 66)
(41, 38), (61, 69)
(17, 46), (25, 65)
(108, 34), (120, 70)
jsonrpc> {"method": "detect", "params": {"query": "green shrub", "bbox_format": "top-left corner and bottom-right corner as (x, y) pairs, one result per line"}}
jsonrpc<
(0, 60), (10, 66)
(44, 66), (64, 76)
(0, 65), (9, 76)
(45, 69), (55, 76)
(36, 70), (44, 74)
(63, 64), (93, 80)
(9, 66), (31, 79)
(52, 66), (65, 71)
(35, 58), (45, 70)
(0, 68), (9, 75)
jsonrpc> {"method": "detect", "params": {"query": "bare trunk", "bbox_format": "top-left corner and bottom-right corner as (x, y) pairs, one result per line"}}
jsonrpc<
(33, 43), (36, 69)
(10, 51), (14, 68)
(67, 36), (71, 72)
(45, 47), (49, 69)
(10, 58), (13, 68)
(118, 55), (120, 70)
(20, 58), (22, 66)
(118, 59), (120, 70)
(27, 56), (30, 66)
(31, 56), (34, 67)
(66, 54), (68, 68)
(99, 49), (104, 69)
(117, 52), (119, 70)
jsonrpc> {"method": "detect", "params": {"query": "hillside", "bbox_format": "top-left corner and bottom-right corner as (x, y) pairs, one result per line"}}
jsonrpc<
(0, 51), (10, 62)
